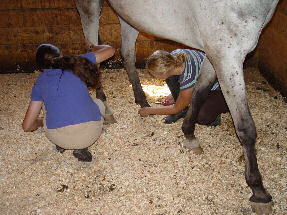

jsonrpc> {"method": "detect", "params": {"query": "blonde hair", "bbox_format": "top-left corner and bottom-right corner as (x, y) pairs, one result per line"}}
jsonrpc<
(146, 50), (187, 77)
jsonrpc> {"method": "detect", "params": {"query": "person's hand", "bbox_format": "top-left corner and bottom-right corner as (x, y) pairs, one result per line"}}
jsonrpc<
(22, 101), (43, 132)
(138, 107), (150, 117)
(162, 94), (175, 106)
(85, 40), (94, 52)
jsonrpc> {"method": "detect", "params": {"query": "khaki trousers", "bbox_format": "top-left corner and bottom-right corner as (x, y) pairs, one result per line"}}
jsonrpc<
(44, 98), (111, 149)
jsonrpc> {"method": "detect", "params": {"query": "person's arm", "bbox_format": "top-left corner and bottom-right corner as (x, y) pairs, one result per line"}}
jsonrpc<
(87, 41), (115, 64)
(139, 87), (193, 117)
(22, 101), (44, 132)
(162, 93), (175, 106)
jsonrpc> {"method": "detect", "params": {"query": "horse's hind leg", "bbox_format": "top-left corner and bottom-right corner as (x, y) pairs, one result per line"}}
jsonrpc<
(213, 53), (272, 213)
(182, 57), (217, 154)
(119, 17), (150, 107)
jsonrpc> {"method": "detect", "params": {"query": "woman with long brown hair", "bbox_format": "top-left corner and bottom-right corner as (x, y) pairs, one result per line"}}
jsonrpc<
(22, 43), (115, 162)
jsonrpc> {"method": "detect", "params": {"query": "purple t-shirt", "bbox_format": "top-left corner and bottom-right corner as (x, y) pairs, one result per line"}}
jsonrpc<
(30, 52), (103, 129)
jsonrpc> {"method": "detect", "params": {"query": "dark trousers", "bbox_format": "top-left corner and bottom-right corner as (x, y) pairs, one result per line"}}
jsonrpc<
(165, 75), (229, 125)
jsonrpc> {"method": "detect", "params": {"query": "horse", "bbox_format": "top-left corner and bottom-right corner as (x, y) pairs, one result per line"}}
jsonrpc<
(75, 0), (280, 214)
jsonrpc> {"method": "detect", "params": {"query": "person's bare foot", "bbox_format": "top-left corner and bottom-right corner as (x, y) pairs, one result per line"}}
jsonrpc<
(190, 146), (203, 155)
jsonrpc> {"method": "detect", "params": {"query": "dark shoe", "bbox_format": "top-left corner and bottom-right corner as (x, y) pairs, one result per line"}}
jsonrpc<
(207, 115), (221, 127)
(56, 145), (66, 153)
(73, 148), (92, 162)
(163, 109), (187, 124)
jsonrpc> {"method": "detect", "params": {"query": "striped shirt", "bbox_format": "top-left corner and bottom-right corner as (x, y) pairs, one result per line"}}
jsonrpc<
(171, 49), (219, 91)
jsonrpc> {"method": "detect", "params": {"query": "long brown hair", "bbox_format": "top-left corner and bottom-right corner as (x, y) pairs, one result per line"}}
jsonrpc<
(51, 55), (101, 89)
(36, 44), (101, 89)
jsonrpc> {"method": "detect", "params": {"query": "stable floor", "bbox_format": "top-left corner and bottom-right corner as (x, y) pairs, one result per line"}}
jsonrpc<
(0, 68), (286, 214)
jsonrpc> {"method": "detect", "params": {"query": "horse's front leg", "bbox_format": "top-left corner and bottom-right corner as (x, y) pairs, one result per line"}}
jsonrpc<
(95, 87), (106, 102)
(214, 53), (273, 214)
(182, 57), (217, 154)
(75, 0), (103, 45)
(119, 17), (150, 107)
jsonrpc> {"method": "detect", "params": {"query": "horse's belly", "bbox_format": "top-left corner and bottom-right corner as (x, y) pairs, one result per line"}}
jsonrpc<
(108, 0), (204, 49)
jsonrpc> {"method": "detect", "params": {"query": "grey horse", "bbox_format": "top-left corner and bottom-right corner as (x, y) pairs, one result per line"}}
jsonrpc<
(75, 0), (280, 214)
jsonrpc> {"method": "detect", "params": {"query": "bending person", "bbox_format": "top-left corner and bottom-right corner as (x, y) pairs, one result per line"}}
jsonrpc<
(22, 43), (115, 162)
(139, 49), (229, 126)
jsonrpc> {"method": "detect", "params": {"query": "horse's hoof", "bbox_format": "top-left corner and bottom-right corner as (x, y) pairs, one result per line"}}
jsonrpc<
(182, 139), (203, 155)
(250, 201), (273, 215)
(190, 146), (203, 155)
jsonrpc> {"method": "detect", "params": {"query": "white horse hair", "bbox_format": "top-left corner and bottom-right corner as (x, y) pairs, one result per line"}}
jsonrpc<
(75, 0), (280, 214)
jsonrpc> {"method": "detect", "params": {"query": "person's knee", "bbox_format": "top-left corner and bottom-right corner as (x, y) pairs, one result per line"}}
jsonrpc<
(196, 104), (218, 125)
(197, 110), (211, 125)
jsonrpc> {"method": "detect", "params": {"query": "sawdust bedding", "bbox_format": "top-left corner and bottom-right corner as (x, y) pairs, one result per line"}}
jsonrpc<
(0, 67), (286, 215)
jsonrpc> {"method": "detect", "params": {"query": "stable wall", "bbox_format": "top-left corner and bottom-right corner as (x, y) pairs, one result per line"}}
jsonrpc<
(0, 0), (85, 73)
(0, 0), (286, 97)
(257, 0), (287, 97)
(0, 0), (183, 73)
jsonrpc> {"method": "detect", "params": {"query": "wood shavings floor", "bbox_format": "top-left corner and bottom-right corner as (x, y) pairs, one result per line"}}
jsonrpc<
(0, 68), (286, 215)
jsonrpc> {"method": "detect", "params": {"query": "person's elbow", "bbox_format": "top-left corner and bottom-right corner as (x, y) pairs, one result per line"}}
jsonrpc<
(109, 47), (116, 58)
(173, 104), (189, 115)
(170, 108), (181, 115)
(104, 47), (115, 62)
(95, 46), (116, 64)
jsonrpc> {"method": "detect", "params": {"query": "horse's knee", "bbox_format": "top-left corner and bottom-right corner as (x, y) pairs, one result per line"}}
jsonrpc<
(236, 120), (257, 146)
(196, 111), (208, 125)
(196, 105), (215, 125)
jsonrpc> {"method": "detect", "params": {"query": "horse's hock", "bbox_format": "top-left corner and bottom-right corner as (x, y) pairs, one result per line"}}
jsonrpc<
(0, 0), (286, 97)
